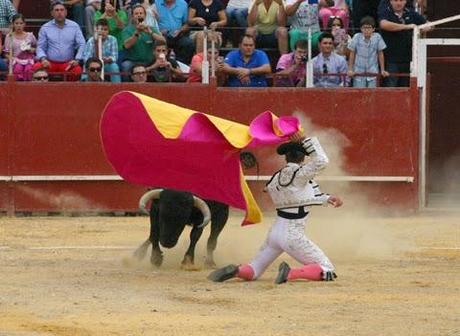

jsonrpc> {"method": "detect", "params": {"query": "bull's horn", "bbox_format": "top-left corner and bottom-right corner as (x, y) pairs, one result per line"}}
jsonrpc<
(139, 189), (163, 214)
(193, 196), (211, 229)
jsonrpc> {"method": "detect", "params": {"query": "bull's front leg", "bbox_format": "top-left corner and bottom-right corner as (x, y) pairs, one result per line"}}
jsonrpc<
(149, 207), (163, 267)
(181, 226), (204, 271)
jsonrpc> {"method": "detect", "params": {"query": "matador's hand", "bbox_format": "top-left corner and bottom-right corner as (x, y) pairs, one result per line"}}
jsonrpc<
(328, 195), (343, 208)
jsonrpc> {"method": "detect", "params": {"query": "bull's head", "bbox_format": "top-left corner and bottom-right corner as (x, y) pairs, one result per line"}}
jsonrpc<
(139, 189), (211, 248)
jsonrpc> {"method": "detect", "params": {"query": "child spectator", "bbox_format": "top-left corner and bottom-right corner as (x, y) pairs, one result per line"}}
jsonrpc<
(188, 0), (227, 54)
(3, 14), (36, 81)
(145, 40), (183, 82)
(326, 16), (350, 57)
(83, 18), (121, 82)
(319, 0), (350, 30)
(94, 0), (128, 62)
(347, 16), (387, 87)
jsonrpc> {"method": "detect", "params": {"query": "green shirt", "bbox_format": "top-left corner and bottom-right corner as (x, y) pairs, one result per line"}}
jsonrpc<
(121, 24), (160, 64)
(94, 10), (129, 51)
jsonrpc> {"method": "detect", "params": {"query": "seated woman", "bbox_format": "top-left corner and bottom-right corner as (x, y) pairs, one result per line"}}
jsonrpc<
(319, 0), (350, 30)
(188, 0), (227, 54)
(326, 16), (350, 57)
(187, 42), (225, 85)
(3, 14), (36, 81)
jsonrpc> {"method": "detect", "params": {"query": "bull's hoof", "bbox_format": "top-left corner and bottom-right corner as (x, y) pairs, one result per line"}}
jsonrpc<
(181, 256), (199, 271)
(204, 259), (217, 269)
(150, 253), (163, 267)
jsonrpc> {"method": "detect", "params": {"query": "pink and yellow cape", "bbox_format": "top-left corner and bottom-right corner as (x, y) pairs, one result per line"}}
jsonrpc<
(100, 91), (300, 225)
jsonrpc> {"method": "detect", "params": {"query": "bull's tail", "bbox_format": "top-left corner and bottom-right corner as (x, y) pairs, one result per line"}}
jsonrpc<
(133, 238), (151, 261)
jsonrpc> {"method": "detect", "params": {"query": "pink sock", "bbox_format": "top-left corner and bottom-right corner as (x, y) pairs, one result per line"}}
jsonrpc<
(288, 263), (323, 281)
(237, 264), (255, 281)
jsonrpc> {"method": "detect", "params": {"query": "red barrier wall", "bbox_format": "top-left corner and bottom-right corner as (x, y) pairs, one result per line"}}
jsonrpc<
(0, 81), (419, 214)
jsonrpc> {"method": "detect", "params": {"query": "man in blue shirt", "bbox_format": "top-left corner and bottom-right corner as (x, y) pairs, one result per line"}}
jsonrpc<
(379, 0), (427, 87)
(156, 0), (194, 64)
(34, 1), (86, 81)
(223, 34), (271, 87)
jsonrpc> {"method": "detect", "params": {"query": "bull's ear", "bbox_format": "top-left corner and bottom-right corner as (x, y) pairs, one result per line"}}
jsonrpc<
(240, 151), (257, 169)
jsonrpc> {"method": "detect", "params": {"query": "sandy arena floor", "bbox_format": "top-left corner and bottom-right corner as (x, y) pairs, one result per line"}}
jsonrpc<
(0, 209), (459, 336)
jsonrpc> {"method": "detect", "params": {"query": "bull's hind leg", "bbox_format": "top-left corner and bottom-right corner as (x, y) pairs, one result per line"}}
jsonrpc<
(181, 226), (204, 271)
(205, 204), (229, 269)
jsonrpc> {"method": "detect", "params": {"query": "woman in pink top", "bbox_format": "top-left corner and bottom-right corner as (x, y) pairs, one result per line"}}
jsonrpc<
(319, 0), (349, 30)
(3, 14), (37, 81)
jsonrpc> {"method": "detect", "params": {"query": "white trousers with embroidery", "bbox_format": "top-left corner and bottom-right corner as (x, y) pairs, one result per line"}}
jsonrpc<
(249, 215), (334, 279)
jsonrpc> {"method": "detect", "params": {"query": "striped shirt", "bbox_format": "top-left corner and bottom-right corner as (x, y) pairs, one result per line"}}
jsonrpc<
(348, 32), (386, 74)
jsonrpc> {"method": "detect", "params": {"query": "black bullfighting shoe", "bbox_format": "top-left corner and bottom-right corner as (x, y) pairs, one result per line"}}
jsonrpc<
(275, 261), (291, 284)
(322, 271), (338, 281)
(207, 264), (239, 282)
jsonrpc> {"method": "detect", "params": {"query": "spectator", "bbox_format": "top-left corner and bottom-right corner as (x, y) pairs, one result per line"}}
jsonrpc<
(247, 0), (288, 55)
(145, 39), (183, 82)
(0, 0), (16, 34)
(85, 0), (101, 39)
(223, 34), (271, 87)
(188, 0), (227, 54)
(31, 67), (49, 81)
(83, 18), (120, 82)
(285, 0), (326, 52)
(378, 0), (424, 17)
(121, 4), (165, 80)
(34, 1), (86, 81)
(94, 0), (128, 63)
(156, 0), (194, 64)
(347, 16), (388, 87)
(130, 63), (148, 82)
(225, 0), (251, 46)
(3, 13), (37, 81)
(187, 41), (225, 84)
(319, 0), (349, 30)
(326, 16), (350, 57)
(312, 32), (347, 87)
(275, 38), (308, 87)
(83, 56), (104, 81)
(0, 31), (8, 75)
(61, 0), (86, 34)
(379, 0), (426, 87)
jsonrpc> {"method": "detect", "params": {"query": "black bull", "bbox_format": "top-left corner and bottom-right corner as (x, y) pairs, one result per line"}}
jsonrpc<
(133, 189), (229, 269)
(132, 151), (258, 269)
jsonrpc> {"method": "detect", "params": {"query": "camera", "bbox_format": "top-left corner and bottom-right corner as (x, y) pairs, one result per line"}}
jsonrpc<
(138, 17), (144, 23)
(301, 56), (308, 63)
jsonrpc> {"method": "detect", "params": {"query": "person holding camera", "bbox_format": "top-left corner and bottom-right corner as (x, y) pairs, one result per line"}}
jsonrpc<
(121, 4), (165, 81)
(275, 39), (308, 87)
(145, 40), (183, 82)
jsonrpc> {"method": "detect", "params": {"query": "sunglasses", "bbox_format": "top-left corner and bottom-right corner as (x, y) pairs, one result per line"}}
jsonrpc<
(89, 67), (102, 72)
(323, 63), (328, 74)
(33, 75), (49, 80)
